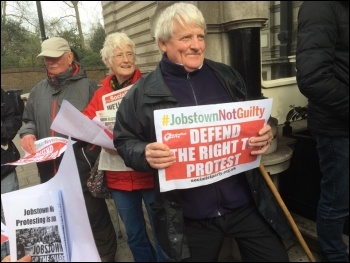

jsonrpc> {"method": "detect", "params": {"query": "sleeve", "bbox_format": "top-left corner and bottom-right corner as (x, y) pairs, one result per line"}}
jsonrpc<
(88, 79), (98, 101)
(1, 88), (22, 144)
(113, 83), (153, 171)
(296, 1), (348, 120)
(82, 87), (102, 119)
(18, 86), (37, 138)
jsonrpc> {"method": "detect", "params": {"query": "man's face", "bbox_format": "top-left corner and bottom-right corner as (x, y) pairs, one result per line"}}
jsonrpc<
(159, 21), (205, 72)
(43, 52), (73, 76)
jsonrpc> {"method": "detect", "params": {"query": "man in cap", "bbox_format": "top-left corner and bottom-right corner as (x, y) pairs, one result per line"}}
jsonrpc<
(18, 37), (117, 261)
(37, 37), (72, 57)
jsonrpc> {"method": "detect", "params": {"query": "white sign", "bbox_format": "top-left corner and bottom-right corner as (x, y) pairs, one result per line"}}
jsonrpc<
(154, 99), (272, 192)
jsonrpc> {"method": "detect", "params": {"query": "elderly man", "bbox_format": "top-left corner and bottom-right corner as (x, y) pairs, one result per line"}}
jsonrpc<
(113, 2), (291, 262)
(19, 37), (117, 262)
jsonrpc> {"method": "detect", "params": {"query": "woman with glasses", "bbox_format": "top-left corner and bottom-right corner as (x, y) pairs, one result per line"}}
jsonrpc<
(83, 32), (166, 262)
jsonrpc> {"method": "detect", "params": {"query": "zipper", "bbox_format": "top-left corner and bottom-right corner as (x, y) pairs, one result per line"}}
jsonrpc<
(187, 73), (198, 105)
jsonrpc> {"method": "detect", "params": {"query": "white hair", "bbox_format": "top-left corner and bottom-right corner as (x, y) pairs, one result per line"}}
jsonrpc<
(100, 32), (136, 68)
(154, 2), (206, 52)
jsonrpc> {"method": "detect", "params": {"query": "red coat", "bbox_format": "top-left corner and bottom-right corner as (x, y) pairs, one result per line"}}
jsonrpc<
(83, 69), (154, 191)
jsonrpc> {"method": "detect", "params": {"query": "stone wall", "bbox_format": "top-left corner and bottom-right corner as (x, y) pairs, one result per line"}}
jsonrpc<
(1, 67), (109, 94)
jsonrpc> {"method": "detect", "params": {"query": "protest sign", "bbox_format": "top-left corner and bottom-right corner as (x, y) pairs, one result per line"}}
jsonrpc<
(102, 85), (132, 111)
(5, 191), (69, 262)
(4, 137), (68, 166)
(154, 99), (272, 192)
(1, 138), (101, 262)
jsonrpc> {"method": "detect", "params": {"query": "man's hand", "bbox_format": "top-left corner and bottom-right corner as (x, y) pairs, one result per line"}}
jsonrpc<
(20, 134), (37, 155)
(249, 124), (273, 155)
(145, 142), (176, 169)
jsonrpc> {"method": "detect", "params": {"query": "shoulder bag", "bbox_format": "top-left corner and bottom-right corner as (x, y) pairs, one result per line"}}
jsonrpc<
(87, 153), (112, 199)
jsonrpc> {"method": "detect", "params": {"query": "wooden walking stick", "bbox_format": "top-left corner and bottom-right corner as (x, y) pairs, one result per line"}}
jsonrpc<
(259, 163), (316, 262)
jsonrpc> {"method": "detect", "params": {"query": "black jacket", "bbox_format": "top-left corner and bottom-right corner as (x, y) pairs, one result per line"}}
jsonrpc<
(1, 88), (22, 179)
(296, 1), (349, 137)
(114, 59), (292, 261)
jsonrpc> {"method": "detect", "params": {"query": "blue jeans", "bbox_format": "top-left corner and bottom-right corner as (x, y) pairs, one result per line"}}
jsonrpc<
(112, 189), (167, 262)
(314, 134), (349, 262)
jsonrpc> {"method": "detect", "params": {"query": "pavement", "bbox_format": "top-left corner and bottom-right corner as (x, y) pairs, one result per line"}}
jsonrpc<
(13, 135), (348, 262)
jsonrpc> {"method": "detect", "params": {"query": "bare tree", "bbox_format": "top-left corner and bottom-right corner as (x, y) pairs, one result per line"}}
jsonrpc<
(63, 1), (85, 48)
(2, 1), (38, 31)
(1, 1), (7, 25)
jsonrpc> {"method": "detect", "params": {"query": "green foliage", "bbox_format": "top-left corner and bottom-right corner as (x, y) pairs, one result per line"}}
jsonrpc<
(1, 19), (42, 68)
(285, 104), (308, 123)
(1, 19), (33, 56)
(1, 17), (105, 69)
(88, 23), (106, 53)
(1, 54), (19, 68)
(81, 53), (105, 67)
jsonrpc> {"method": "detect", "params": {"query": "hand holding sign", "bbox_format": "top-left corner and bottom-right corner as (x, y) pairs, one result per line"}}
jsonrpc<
(153, 99), (273, 192)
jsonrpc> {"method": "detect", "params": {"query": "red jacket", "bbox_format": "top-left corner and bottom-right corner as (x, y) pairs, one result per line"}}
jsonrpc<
(83, 69), (154, 191)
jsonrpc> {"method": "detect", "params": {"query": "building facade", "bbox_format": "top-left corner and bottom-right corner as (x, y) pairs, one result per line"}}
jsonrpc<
(102, 1), (302, 80)
(101, 1), (305, 124)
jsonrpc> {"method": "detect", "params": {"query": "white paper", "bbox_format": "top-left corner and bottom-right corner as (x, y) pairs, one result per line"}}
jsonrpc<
(95, 110), (133, 171)
(5, 191), (69, 262)
(102, 85), (132, 110)
(5, 137), (68, 166)
(2, 138), (101, 262)
(154, 99), (273, 192)
(96, 110), (116, 132)
(50, 100), (115, 150)
(98, 148), (133, 171)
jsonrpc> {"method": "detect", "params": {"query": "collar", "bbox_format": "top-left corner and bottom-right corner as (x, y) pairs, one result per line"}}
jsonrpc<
(160, 55), (202, 78)
(47, 62), (81, 94)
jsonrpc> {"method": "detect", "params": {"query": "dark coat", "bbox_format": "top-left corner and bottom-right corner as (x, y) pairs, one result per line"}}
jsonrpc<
(18, 63), (100, 188)
(1, 88), (22, 179)
(296, 1), (349, 137)
(114, 59), (292, 261)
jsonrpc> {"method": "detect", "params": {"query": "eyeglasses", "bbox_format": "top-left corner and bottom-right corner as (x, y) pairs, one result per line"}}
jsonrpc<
(111, 52), (134, 61)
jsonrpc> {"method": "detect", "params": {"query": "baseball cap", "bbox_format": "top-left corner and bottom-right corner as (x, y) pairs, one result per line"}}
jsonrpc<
(37, 37), (71, 58)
